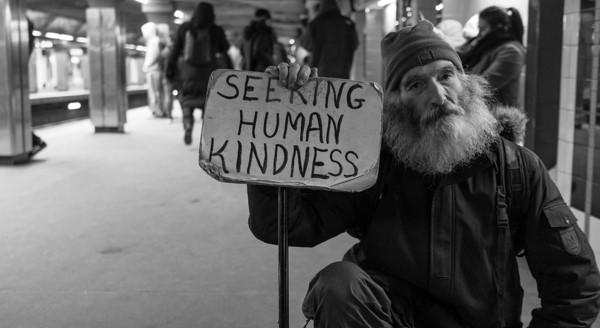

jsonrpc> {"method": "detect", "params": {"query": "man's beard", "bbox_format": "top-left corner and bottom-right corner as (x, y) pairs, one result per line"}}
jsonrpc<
(382, 74), (499, 175)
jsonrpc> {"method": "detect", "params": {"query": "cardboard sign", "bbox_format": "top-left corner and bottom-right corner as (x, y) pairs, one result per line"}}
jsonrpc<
(199, 70), (383, 192)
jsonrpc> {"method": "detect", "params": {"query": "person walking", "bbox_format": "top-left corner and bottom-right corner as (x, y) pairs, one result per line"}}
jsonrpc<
(142, 23), (167, 118)
(299, 0), (359, 78)
(165, 2), (231, 145)
(459, 6), (526, 108)
(241, 8), (279, 72)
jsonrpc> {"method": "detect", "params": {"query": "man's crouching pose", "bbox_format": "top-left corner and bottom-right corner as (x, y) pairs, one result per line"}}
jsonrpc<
(247, 20), (600, 328)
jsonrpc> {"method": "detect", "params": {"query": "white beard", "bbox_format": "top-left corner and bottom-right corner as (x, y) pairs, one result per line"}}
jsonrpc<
(382, 74), (499, 175)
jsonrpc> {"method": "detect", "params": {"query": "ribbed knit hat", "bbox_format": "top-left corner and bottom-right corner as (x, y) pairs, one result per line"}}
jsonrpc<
(381, 20), (463, 92)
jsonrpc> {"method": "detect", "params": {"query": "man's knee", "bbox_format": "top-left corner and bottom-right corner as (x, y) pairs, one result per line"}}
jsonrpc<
(303, 261), (393, 327)
(309, 261), (367, 300)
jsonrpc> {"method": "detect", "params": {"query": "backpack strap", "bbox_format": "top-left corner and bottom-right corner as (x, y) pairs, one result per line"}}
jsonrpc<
(502, 138), (528, 255)
(494, 138), (511, 328)
(494, 138), (529, 327)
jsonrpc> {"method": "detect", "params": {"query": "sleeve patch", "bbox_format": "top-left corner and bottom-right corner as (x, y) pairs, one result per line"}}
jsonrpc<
(543, 204), (581, 255)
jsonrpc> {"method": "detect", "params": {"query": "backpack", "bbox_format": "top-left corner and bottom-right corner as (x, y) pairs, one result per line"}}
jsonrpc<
(184, 28), (212, 66)
(244, 27), (276, 71)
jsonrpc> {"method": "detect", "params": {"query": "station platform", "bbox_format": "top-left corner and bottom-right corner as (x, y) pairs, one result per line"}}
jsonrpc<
(0, 106), (596, 327)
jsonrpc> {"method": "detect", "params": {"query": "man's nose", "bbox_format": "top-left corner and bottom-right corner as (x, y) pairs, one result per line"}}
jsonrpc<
(427, 80), (446, 106)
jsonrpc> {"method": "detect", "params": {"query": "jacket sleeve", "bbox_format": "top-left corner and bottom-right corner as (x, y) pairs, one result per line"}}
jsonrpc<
(299, 24), (314, 52)
(165, 24), (185, 80)
(481, 44), (524, 91)
(521, 149), (600, 327)
(247, 184), (363, 247)
(214, 26), (230, 54)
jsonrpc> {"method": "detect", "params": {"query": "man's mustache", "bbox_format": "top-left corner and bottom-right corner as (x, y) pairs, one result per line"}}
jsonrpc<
(420, 102), (463, 127)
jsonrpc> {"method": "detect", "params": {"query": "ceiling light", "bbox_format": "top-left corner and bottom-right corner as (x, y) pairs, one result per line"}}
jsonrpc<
(435, 3), (444, 11)
(377, 0), (395, 7)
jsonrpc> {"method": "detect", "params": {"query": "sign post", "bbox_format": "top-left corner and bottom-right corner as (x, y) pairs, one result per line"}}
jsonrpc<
(199, 70), (383, 326)
(278, 187), (288, 328)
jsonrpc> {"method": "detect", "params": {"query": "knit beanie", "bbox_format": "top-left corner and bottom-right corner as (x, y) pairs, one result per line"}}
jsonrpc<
(381, 20), (463, 92)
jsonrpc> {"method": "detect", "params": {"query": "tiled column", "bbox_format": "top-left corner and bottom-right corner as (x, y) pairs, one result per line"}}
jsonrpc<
(0, 0), (31, 164)
(86, 0), (128, 133)
(556, 0), (581, 205)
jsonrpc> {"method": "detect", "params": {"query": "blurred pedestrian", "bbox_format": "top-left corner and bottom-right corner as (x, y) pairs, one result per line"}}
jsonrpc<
(241, 8), (279, 72)
(299, 0), (358, 78)
(436, 19), (466, 49)
(142, 23), (167, 118)
(27, 18), (47, 158)
(459, 6), (526, 108)
(165, 2), (232, 145)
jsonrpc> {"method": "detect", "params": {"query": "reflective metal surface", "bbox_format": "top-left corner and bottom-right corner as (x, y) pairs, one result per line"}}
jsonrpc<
(86, 1), (127, 132)
(0, 0), (32, 160)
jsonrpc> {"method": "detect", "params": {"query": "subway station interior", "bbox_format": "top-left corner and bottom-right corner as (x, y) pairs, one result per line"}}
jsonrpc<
(1, 0), (600, 326)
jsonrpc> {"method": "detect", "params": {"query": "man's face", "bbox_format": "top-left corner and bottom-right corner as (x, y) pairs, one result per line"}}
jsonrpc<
(382, 60), (498, 174)
(398, 60), (464, 132)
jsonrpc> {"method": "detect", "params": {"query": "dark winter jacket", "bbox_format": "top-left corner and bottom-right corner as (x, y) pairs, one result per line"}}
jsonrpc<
(300, 6), (358, 79)
(460, 32), (526, 108)
(247, 108), (600, 327)
(166, 21), (230, 109)
(241, 21), (278, 72)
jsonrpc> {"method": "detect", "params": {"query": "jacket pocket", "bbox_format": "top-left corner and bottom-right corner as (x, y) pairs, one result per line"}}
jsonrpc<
(543, 204), (581, 256)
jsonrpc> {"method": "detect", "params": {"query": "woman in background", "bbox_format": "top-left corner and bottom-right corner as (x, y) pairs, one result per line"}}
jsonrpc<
(459, 6), (526, 108)
(165, 2), (231, 145)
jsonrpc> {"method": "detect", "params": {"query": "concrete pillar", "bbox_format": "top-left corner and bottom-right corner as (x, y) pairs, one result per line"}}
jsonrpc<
(364, 8), (385, 84)
(0, 0), (31, 164)
(351, 10), (367, 81)
(86, 0), (128, 133)
(28, 45), (38, 93)
(54, 47), (70, 91)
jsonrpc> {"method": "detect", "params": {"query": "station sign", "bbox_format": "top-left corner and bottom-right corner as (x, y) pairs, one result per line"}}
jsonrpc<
(199, 70), (382, 192)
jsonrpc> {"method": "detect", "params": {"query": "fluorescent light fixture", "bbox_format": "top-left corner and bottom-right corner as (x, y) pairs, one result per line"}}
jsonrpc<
(70, 48), (84, 56)
(45, 32), (74, 41)
(125, 44), (137, 50)
(32, 30), (42, 37)
(377, 0), (395, 7)
(76, 37), (88, 43)
(435, 3), (444, 11)
(135, 45), (147, 52)
(135, 0), (147, 4)
(174, 10), (184, 19)
(67, 102), (82, 110)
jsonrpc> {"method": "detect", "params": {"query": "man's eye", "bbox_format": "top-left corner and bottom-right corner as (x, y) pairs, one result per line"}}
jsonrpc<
(407, 82), (422, 91)
(440, 72), (453, 81)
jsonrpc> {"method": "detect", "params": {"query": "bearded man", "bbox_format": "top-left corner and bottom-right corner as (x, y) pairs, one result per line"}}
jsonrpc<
(246, 20), (600, 328)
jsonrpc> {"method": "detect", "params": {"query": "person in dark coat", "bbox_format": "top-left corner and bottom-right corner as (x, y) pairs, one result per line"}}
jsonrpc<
(459, 6), (526, 108)
(248, 21), (600, 328)
(165, 2), (231, 145)
(241, 8), (278, 72)
(299, 0), (358, 78)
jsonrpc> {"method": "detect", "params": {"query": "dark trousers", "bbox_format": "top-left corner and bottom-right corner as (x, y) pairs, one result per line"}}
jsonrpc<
(182, 106), (202, 133)
(302, 261), (467, 328)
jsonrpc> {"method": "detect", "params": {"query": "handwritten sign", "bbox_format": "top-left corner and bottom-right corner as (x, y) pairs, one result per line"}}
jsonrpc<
(199, 70), (383, 192)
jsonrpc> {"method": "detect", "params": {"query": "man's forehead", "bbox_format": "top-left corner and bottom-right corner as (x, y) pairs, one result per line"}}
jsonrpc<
(400, 60), (457, 83)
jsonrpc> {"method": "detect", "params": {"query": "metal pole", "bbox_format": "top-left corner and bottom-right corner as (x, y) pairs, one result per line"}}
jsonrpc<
(277, 187), (289, 328)
(584, 0), (600, 237)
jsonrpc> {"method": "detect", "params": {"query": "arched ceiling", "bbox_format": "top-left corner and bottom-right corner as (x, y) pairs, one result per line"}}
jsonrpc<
(24, 0), (309, 45)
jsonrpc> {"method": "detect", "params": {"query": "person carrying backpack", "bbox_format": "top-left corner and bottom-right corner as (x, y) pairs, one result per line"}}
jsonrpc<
(248, 20), (600, 328)
(241, 8), (280, 72)
(165, 2), (231, 145)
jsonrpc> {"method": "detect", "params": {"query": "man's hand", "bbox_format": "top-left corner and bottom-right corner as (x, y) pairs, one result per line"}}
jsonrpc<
(265, 63), (318, 90)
